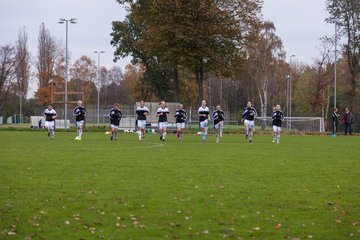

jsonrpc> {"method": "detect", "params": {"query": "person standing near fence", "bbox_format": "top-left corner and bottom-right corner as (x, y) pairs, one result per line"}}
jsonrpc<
(175, 103), (187, 142)
(331, 108), (340, 137)
(212, 104), (225, 143)
(109, 103), (122, 141)
(272, 104), (284, 143)
(73, 100), (86, 141)
(198, 100), (210, 141)
(157, 101), (170, 141)
(136, 100), (150, 141)
(241, 101), (257, 143)
(44, 104), (57, 140)
(342, 107), (353, 136)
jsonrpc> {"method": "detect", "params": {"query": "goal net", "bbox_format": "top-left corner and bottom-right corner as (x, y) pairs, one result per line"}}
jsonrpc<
(254, 117), (325, 133)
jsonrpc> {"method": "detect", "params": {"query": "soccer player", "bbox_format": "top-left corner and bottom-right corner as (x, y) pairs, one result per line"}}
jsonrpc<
(272, 104), (284, 143)
(198, 100), (210, 141)
(157, 101), (170, 141)
(241, 101), (257, 143)
(136, 100), (150, 141)
(175, 103), (187, 142)
(212, 104), (225, 143)
(331, 108), (340, 137)
(73, 100), (86, 140)
(43, 104), (57, 140)
(109, 103), (122, 141)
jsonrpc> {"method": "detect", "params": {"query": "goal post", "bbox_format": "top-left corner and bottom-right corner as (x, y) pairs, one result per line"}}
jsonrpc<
(254, 117), (325, 133)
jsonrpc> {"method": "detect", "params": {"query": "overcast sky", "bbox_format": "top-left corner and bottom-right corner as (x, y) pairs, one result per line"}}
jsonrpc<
(0, 0), (335, 96)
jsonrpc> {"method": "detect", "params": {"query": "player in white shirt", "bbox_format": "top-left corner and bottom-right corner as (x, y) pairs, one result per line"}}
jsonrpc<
(43, 104), (58, 140)
(136, 100), (150, 141)
(157, 101), (170, 141)
(198, 100), (210, 141)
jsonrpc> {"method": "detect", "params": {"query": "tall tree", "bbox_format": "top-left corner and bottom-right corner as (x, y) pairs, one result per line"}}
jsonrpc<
(327, 0), (360, 113)
(246, 21), (285, 119)
(308, 37), (335, 125)
(15, 27), (31, 122)
(35, 23), (64, 89)
(0, 45), (16, 114)
(112, 0), (262, 104)
(70, 55), (97, 104)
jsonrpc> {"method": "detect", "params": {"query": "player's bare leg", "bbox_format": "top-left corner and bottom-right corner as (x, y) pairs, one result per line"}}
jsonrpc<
(244, 123), (249, 139)
(137, 128), (142, 141)
(215, 128), (220, 143)
(219, 121), (224, 137)
(115, 129), (118, 141)
(272, 130), (276, 143)
(249, 128), (253, 143)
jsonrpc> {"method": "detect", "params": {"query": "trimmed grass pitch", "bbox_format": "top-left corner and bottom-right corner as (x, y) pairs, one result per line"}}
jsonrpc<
(0, 131), (359, 239)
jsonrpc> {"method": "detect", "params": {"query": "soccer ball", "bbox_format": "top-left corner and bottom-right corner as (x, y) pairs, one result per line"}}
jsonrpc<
(197, 131), (202, 135)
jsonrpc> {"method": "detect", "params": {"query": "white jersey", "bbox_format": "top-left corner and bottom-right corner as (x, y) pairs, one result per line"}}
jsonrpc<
(157, 107), (169, 123)
(136, 106), (150, 121)
(198, 106), (210, 122)
(44, 109), (57, 122)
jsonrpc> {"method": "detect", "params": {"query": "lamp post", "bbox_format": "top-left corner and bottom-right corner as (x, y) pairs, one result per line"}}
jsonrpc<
(334, 22), (338, 109)
(94, 50), (105, 125)
(289, 55), (295, 131)
(59, 18), (77, 129)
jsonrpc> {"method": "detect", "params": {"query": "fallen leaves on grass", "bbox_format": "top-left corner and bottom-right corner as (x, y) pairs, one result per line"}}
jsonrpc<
(32, 223), (40, 228)
(275, 223), (282, 229)
(7, 231), (16, 236)
(202, 229), (209, 234)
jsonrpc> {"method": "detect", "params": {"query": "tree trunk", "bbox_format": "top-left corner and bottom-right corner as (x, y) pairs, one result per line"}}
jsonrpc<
(258, 88), (265, 130)
(350, 74), (356, 119)
(196, 66), (204, 105)
(173, 66), (179, 102)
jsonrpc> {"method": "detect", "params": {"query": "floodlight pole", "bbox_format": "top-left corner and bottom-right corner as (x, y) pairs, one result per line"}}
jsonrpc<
(59, 18), (77, 129)
(334, 22), (338, 109)
(94, 51), (105, 125)
(289, 54), (295, 131)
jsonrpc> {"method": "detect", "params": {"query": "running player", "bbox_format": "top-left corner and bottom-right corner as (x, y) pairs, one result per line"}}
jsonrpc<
(212, 104), (225, 143)
(136, 100), (150, 141)
(175, 103), (187, 142)
(241, 101), (257, 143)
(73, 100), (86, 141)
(44, 104), (57, 140)
(109, 103), (122, 141)
(198, 100), (210, 141)
(272, 104), (284, 143)
(157, 101), (170, 141)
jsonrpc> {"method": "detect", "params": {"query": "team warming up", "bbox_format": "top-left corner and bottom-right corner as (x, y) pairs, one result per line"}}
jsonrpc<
(42, 99), (291, 143)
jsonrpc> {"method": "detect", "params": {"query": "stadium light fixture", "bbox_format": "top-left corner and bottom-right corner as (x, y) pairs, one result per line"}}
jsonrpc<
(59, 18), (77, 129)
(94, 51), (105, 125)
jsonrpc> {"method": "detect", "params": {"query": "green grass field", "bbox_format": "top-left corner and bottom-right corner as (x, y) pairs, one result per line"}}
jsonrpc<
(0, 131), (359, 239)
